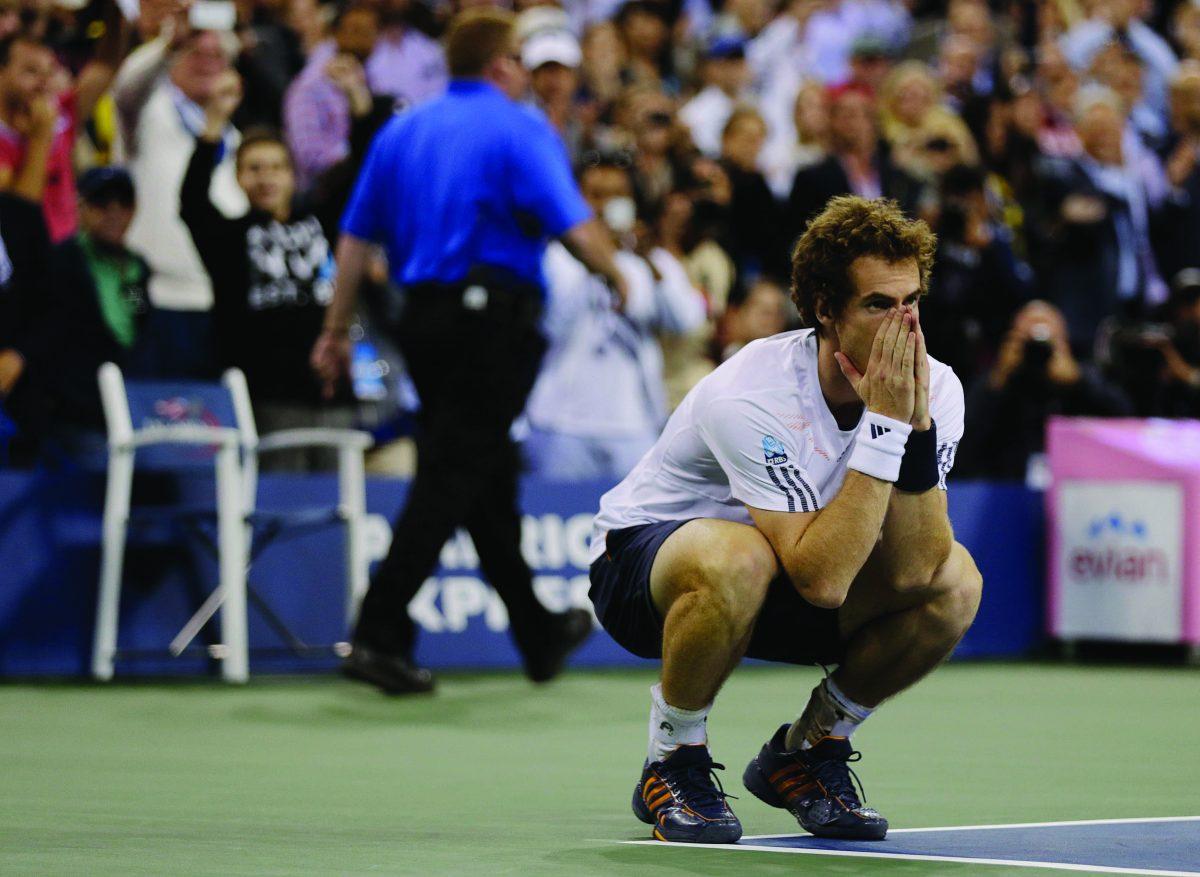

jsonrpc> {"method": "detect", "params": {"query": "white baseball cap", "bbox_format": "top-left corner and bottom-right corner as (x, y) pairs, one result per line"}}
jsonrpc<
(522, 29), (582, 71)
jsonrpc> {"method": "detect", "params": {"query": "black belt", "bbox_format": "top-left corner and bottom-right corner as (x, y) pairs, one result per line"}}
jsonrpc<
(404, 266), (542, 324)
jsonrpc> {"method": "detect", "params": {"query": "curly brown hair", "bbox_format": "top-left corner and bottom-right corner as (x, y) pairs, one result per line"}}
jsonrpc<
(790, 196), (937, 334)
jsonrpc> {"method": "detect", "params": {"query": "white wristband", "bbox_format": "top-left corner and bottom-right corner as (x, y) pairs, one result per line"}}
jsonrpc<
(847, 412), (913, 483)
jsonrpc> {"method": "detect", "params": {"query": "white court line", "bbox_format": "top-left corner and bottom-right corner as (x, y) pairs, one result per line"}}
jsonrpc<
(739, 814), (1200, 840)
(621, 840), (1200, 877)
(622, 816), (1200, 877)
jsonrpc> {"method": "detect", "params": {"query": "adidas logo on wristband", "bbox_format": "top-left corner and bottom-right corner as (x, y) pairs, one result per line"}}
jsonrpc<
(848, 413), (912, 482)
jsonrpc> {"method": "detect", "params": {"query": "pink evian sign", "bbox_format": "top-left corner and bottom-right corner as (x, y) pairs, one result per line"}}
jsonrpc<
(1047, 418), (1200, 646)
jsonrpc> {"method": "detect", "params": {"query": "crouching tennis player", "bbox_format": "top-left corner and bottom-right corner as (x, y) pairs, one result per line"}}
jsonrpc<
(588, 195), (982, 843)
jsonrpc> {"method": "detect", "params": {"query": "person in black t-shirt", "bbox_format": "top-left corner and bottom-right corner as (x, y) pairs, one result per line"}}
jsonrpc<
(181, 70), (353, 470)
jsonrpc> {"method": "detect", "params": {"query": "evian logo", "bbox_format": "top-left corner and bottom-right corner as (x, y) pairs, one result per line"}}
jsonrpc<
(1069, 512), (1169, 585)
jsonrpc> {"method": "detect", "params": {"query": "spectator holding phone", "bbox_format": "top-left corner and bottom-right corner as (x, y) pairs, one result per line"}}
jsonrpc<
(113, 14), (247, 377)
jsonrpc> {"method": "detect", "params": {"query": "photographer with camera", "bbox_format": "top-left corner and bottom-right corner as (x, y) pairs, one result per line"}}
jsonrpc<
(1107, 269), (1200, 417)
(923, 164), (1031, 387)
(955, 301), (1131, 483)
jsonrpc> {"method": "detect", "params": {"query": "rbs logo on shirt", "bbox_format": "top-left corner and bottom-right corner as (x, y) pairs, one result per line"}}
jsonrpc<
(762, 435), (788, 465)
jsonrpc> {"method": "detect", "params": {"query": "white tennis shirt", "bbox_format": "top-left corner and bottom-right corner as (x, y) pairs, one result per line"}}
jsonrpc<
(589, 328), (965, 562)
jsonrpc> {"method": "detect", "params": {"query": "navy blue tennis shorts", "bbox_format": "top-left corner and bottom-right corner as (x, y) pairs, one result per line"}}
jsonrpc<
(588, 519), (845, 666)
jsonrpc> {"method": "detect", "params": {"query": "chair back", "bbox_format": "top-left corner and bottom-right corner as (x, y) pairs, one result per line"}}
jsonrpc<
(99, 363), (240, 469)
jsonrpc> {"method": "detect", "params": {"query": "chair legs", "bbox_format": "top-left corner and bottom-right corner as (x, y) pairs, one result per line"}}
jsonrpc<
(339, 445), (369, 629)
(215, 441), (249, 683)
(92, 448), (134, 680)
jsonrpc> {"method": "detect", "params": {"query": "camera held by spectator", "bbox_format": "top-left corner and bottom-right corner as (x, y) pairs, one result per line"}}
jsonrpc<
(956, 301), (1132, 483)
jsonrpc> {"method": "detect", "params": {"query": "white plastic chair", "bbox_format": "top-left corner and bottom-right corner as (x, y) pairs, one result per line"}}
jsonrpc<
(92, 363), (373, 682)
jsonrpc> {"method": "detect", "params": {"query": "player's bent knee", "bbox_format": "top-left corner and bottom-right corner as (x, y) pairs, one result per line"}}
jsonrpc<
(663, 524), (776, 629)
(934, 543), (983, 635)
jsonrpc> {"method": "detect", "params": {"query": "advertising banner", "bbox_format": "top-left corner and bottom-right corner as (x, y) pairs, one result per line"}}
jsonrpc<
(1054, 480), (1183, 642)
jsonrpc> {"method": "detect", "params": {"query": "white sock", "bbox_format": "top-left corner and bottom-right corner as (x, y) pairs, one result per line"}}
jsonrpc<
(822, 676), (874, 742)
(648, 683), (710, 763)
(790, 676), (875, 750)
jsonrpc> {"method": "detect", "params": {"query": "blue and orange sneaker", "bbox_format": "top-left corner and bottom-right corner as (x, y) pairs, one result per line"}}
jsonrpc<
(742, 725), (888, 840)
(631, 744), (743, 843)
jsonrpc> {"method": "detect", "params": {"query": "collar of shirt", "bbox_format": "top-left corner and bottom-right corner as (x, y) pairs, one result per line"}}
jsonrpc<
(447, 79), (502, 97)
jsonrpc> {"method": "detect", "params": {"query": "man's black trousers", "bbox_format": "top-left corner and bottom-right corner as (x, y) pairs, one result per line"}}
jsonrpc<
(352, 283), (552, 659)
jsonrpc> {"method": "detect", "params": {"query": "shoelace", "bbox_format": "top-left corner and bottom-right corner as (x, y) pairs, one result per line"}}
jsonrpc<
(804, 749), (869, 809)
(659, 760), (738, 814)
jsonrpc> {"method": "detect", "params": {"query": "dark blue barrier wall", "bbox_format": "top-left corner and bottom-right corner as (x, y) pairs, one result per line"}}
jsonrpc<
(0, 471), (1043, 676)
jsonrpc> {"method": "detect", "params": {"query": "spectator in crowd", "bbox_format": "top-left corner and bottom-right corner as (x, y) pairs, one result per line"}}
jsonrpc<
(1156, 61), (1200, 281)
(3, 166), (148, 458)
(1060, 0), (1178, 129)
(615, 0), (672, 89)
(525, 156), (706, 481)
(234, 0), (307, 130)
(284, 2), (383, 193)
(718, 106), (787, 280)
(716, 276), (790, 361)
(1106, 268), (1200, 417)
(880, 61), (979, 181)
(1035, 41), (1085, 158)
(955, 300), (1132, 483)
(0, 3), (128, 242)
(978, 77), (1043, 242)
(924, 163), (1031, 385)
(845, 36), (896, 96)
(647, 186), (728, 405)
(1144, 269), (1200, 416)
(761, 77), (829, 198)
(304, 0), (446, 109)
(785, 0), (911, 88)
(521, 22), (583, 157)
(181, 71), (350, 470)
(1174, 0), (1200, 63)
(679, 36), (751, 159)
(1090, 38), (1169, 151)
(787, 83), (924, 239)
(579, 21), (626, 107)
(625, 85), (681, 207)
(113, 23), (247, 377)
(748, 0), (823, 139)
(0, 186), (48, 339)
(1034, 85), (1169, 355)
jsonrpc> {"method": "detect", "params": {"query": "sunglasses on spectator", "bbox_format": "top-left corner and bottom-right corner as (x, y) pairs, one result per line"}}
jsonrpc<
(645, 111), (673, 127)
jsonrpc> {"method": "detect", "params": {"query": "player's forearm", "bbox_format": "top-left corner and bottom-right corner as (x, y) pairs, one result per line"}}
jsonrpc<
(781, 471), (893, 608)
(878, 490), (953, 588)
(323, 233), (370, 331)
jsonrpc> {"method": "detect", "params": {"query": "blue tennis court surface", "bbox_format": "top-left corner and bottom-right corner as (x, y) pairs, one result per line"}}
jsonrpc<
(627, 816), (1200, 875)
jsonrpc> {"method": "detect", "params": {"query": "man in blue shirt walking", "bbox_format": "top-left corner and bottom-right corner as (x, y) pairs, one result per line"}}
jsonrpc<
(312, 7), (626, 694)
